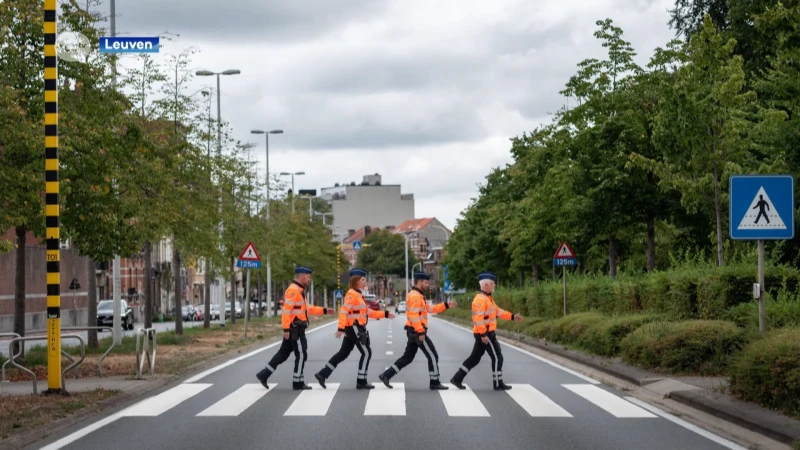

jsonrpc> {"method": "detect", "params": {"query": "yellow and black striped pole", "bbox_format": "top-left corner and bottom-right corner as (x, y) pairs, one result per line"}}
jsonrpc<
(44, 0), (62, 393)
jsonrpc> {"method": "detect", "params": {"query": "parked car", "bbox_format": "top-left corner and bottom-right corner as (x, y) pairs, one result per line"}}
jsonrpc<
(181, 305), (198, 321)
(396, 301), (407, 314)
(210, 304), (221, 320)
(364, 294), (380, 311)
(96, 299), (134, 330)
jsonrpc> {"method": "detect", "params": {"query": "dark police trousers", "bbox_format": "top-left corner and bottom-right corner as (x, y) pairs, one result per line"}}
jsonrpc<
(316, 326), (373, 386)
(258, 327), (308, 388)
(381, 326), (442, 386)
(451, 331), (505, 387)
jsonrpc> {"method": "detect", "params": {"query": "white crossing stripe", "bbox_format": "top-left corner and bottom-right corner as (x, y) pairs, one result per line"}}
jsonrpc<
(365, 383), (405, 415)
(563, 384), (656, 418)
(197, 383), (276, 416)
(386, 351), (394, 355)
(119, 383), (212, 416)
(387, 341), (392, 344)
(284, 383), (339, 416)
(507, 384), (572, 417)
(438, 384), (490, 417)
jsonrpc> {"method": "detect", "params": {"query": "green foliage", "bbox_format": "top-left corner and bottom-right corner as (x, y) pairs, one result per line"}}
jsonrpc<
(619, 320), (749, 375)
(728, 327), (800, 419)
(356, 229), (418, 276)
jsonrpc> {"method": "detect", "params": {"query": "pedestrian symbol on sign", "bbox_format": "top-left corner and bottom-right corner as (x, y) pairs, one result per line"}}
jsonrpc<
(737, 187), (787, 230)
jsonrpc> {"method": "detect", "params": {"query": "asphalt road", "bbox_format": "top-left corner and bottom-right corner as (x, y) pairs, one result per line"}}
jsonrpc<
(31, 315), (747, 450)
(0, 320), (207, 358)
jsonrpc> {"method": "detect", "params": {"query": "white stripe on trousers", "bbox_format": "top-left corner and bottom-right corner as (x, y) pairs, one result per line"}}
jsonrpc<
(354, 340), (372, 380)
(421, 339), (439, 379)
(293, 341), (306, 382)
(486, 340), (500, 381)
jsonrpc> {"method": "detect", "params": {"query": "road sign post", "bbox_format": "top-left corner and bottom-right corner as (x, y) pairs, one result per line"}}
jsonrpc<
(236, 242), (262, 337)
(334, 289), (344, 311)
(730, 175), (795, 334)
(553, 242), (577, 316)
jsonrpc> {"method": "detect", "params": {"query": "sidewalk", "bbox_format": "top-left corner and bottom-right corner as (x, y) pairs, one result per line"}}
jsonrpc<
(0, 374), (174, 397)
(492, 327), (800, 446)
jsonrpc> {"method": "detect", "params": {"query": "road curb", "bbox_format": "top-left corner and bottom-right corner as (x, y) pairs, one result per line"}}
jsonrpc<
(2, 318), (337, 450)
(437, 316), (800, 446)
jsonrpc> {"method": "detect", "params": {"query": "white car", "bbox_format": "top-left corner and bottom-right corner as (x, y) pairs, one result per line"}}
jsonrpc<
(396, 301), (406, 314)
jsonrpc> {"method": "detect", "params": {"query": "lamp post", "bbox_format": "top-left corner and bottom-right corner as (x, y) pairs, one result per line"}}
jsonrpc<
(195, 68), (240, 326)
(280, 171), (305, 212)
(250, 129), (283, 318)
(402, 231), (417, 298)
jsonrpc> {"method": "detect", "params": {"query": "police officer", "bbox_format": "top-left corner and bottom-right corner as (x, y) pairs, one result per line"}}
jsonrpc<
(314, 268), (395, 389)
(256, 266), (335, 390)
(450, 272), (523, 391)
(378, 271), (456, 390)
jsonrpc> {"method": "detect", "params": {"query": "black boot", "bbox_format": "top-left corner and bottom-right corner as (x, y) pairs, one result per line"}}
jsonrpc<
(430, 381), (448, 390)
(378, 373), (393, 388)
(293, 382), (312, 390)
(314, 372), (326, 389)
(450, 369), (467, 390)
(256, 368), (270, 389)
(357, 382), (375, 390)
(494, 381), (512, 391)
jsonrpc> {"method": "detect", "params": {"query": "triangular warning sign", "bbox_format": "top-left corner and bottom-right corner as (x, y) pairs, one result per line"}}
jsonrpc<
(737, 186), (787, 230)
(238, 242), (261, 261)
(554, 242), (576, 258)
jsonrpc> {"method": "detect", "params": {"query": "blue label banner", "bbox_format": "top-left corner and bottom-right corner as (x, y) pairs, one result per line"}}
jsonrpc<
(236, 260), (261, 269)
(99, 37), (159, 53)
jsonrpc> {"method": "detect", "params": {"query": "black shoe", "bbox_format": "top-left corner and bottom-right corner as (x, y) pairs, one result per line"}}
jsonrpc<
(450, 377), (466, 390)
(378, 373), (392, 388)
(357, 383), (375, 390)
(256, 369), (270, 389)
(430, 383), (449, 390)
(494, 381), (512, 391)
(293, 383), (312, 390)
(314, 373), (326, 389)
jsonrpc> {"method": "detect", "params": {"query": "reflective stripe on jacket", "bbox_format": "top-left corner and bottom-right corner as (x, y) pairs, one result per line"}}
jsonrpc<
(282, 281), (328, 331)
(405, 287), (448, 335)
(472, 291), (513, 336)
(338, 289), (389, 332)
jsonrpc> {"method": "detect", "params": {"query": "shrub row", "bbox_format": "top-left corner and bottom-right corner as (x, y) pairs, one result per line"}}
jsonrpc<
(435, 308), (800, 419)
(453, 264), (800, 322)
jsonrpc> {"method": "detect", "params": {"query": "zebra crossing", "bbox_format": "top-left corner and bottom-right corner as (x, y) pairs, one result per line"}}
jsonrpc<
(114, 381), (658, 419)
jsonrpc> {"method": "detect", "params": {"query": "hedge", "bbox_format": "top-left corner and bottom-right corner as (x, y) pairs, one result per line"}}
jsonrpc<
(728, 328), (800, 419)
(619, 320), (750, 376)
(458, 264), (800, 323)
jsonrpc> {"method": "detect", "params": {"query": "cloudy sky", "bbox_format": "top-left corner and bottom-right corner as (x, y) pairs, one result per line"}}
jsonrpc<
(93, 0), (677, 230)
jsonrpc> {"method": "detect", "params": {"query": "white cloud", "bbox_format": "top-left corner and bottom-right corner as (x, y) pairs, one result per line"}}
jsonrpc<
(99, 0), (677, 230)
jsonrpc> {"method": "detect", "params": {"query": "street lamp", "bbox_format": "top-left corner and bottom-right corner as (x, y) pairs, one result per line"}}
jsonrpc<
(280, 171), (305, 212)
(402, 231), (418, 298)
(250, 129), (283, 318)
(196, 69), (240, 326)
(195, 69), (241, 156)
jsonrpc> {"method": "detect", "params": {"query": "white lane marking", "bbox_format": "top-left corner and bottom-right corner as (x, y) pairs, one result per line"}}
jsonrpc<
(183, 320), (337, 383)
(624, 397), (748, 450)
(120, 383), (213, 416)
(387, 341), (392, 344)
(435, 317), (600, 384)
(386, 351), (394, 355)
(563, 384), (656, 418)
(284, 383), (339, 416)
(197, 383), (276, 416)
(39, 414), (122, 450)
(506, 384), (573, 417)
(438, 384), (490, 417)
(365, 383), (405, 415)
(41, 320), (338, 448)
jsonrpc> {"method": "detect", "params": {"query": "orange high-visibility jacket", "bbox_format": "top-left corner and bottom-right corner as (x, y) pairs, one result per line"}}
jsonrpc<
(405, 287), (449, 335)
(338, 289), (389, 331)
(282, 281), (328, 331)
(472, 291), (513, 336)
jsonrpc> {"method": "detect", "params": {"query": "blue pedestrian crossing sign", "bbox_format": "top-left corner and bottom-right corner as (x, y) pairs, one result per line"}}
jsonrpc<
(353, 241), (362, 250)
(730, 175), (795, 240)
(236, 241), (262, 269)
(334, 289), (344, 301)
(553, 242), (577, 266)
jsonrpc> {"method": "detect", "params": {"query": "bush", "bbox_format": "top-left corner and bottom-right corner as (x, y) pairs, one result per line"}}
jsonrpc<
(577, 314), (664, 357)
(723, 289), (800, 330)
(619, 320), (750, 375)
(728, 328), (800, 419)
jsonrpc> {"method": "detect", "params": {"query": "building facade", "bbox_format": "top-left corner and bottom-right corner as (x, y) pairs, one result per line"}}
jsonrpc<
(320, 174), (414, 242)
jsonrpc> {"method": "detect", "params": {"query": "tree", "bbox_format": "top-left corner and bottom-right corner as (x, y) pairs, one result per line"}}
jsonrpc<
(357, 229), (419, 278)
